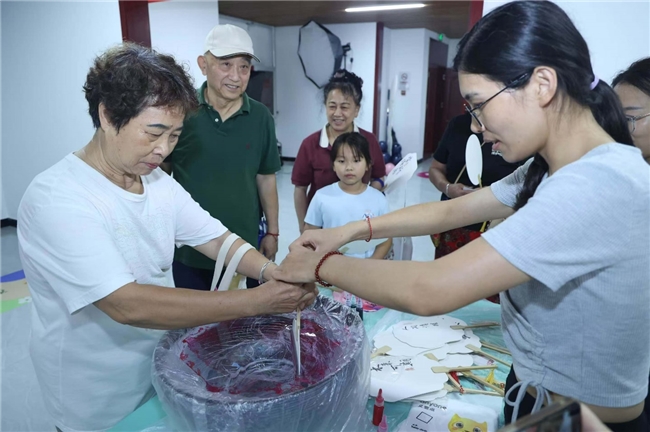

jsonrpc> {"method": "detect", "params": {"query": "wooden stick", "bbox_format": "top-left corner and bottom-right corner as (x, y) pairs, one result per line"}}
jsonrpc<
(480, 341), (511, 356)
(431, 364), (497, 374)
(371, 345), (392, 359)
(450, 322), (500, 330)
(462, 371), (505, 396)
(446, 373), (463, 392)
(295, 309), (302, 375)
(444, 383), (502, 397)
(466, 344), (512, 367)
(424, 352), (440, 361)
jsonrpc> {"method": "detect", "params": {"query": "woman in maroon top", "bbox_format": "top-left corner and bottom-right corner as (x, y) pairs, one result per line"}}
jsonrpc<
(292, 70), (386, 232)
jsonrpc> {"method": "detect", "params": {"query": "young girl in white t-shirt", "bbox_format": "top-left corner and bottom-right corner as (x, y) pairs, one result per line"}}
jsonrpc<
(304, 132), (392, 259)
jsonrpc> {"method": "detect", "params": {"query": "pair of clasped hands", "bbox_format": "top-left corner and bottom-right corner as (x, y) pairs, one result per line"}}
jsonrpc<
(270, 226), (349, 312)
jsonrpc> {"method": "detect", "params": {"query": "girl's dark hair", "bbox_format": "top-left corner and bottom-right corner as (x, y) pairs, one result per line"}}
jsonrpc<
(330, 132), (373, 166)
(323, 70), (363, 106)
(454, 1), (633, 210)
(84, 42), (198, 132)
(612, 57), (650, 98)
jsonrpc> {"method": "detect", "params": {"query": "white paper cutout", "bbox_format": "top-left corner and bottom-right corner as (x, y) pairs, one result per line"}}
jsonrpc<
(411, 315), (467, 327)
(446, 330), (482, 354)
(392, 318), (464, 349)
(430, 353), (474, 368)
(471, 354), (493, 367)
(405, 388), (448, 403)
(384, 153), (418, 193)
(370, 355), (447, 402)
(373, 330), (450, 359)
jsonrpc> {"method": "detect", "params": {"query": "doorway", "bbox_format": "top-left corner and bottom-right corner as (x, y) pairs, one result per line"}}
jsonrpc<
(422, 38), (465, 159)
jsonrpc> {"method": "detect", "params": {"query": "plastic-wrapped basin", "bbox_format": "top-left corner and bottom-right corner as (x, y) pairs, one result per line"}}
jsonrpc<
(152, 296), (370, 431)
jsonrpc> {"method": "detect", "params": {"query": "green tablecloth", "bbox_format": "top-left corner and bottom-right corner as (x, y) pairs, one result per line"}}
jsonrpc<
(110, 295), (507, 432)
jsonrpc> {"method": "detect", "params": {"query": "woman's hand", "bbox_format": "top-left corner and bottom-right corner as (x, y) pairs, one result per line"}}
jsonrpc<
(289, 225), (351, 254)
(256, 279), (318, 314)
(274, 245), (326, 284)
(447, 183), (477, 199)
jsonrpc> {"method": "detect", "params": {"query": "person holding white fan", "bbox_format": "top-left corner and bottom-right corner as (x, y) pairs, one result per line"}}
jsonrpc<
(428, 113), (522, 282)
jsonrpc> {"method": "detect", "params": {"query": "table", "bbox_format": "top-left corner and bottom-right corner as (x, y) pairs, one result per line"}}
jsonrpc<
(110, 296), (507, 432)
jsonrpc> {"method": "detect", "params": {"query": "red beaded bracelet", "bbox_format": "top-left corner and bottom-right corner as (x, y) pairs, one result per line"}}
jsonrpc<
(365, 216), (373, 242)
(265, 232), (279, 240)
(315, 251), (342, 287)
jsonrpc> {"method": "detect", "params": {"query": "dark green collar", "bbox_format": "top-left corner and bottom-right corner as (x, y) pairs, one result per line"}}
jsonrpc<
(197, 81), (250, 115)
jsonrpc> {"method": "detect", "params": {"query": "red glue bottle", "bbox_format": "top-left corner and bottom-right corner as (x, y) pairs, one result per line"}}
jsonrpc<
(372, 388), (385, 426)
(377, 414), (388, 432)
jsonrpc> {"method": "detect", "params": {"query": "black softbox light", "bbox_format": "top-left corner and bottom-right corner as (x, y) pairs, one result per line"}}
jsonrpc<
(298, 20), (344, 88)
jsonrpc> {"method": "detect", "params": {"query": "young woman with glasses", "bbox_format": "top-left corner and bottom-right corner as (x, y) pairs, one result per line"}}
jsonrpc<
(613, 57), (650, 426)
(613, 58), (650, 164)
(276, 2), (649, 430)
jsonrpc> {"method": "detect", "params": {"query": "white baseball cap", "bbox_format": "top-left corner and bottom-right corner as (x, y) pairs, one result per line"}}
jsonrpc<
(204, 24), (259, 62)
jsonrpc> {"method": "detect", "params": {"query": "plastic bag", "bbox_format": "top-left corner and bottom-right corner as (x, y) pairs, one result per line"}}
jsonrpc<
(152, 296), (370, 432)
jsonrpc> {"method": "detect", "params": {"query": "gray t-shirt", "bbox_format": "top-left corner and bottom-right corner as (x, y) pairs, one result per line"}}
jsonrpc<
(483, 143), (650, 407)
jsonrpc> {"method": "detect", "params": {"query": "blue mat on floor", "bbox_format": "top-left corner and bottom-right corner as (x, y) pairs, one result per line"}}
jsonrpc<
(1, 270), (25, 282)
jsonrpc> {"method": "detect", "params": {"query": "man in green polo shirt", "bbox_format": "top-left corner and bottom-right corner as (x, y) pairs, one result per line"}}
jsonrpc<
(162, 24), (281, 290)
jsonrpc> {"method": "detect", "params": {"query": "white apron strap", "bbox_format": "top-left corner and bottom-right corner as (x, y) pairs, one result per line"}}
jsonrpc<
(210, 233), (239, 291)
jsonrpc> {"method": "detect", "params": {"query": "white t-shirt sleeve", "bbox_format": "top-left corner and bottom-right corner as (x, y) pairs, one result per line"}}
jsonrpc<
(170, 178), (227, 248)
(20, 202), (135, 315)
(304, 192), (323, 227)
(482, 161), (633, 291)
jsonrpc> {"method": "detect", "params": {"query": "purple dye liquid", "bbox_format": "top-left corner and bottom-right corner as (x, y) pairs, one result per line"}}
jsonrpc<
(179, 316), (341, 397)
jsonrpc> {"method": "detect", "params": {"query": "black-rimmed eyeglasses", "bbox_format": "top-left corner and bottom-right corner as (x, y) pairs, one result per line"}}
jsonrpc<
(626, 113), (650, 134)
(465, 71), (532, 129)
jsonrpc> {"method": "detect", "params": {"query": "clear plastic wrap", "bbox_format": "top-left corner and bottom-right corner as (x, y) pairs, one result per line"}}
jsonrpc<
(152, 295), (370, 432)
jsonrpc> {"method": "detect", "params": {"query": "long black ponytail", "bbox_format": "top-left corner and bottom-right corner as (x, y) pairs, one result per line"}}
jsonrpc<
(453, 1), (633, 210)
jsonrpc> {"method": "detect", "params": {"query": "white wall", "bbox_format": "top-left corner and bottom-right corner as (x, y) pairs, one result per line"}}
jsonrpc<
(1, 1), (122, 220)
(149, 1), (220, 88)
(1, 192), (7, 220)
(483, 1), (650, 83)
(382, 29), (429, 160)
(274, 22), (377, 158)
(219, 15), (275, 71)
(378, 27), (393, 143)
(149, 5), (276, 87)
(1, 2), (5, 221)
(377, 29), (456, 158)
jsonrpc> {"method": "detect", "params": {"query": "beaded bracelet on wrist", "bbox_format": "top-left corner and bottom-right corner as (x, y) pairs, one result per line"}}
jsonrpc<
(315, 251), (342, 287)
(364, 216), (373, 242)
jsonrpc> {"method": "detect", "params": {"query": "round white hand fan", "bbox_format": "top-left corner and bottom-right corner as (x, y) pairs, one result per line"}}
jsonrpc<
(465, 134), (483, 186)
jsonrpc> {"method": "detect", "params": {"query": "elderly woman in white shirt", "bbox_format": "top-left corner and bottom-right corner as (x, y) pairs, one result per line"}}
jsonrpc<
(18, 43), (315, 432)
